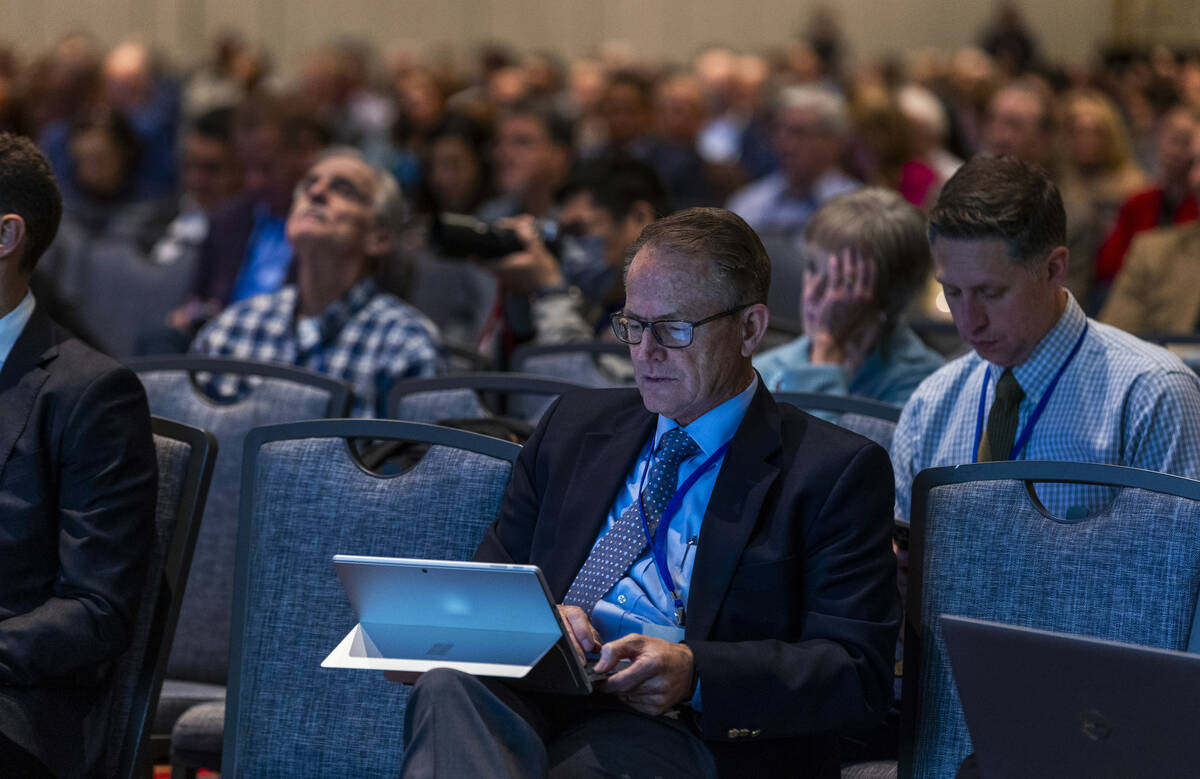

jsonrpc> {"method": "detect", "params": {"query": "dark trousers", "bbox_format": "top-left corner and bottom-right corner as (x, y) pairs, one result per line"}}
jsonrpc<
(0, 730), (55, 778)
(400, 668), (718, 779)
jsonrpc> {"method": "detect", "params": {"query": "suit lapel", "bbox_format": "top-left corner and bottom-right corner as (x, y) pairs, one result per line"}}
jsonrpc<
(0, 306), (58, 480)
(545, 401), (657, 597)
(686, 383), (782, 640)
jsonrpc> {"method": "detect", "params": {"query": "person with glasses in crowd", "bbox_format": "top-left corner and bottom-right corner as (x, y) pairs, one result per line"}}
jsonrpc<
(190, 148), (441, 417)
(399, 207), (899, 779)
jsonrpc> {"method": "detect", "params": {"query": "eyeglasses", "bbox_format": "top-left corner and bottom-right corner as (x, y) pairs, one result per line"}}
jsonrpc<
(610, 303), (752, 349)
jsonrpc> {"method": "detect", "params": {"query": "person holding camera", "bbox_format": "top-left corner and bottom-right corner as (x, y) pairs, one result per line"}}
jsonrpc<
(483, 156), (669, 357)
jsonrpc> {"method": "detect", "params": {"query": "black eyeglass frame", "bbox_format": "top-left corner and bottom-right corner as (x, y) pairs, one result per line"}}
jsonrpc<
(609, 303), (754, 349)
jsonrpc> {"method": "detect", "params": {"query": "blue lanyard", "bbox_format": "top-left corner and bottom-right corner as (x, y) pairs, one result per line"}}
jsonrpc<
(972, 323), (1089, 463)
(636, 434), (729, 626)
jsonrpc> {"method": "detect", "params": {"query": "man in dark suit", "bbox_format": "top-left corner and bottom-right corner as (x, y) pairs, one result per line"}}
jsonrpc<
(400, 208), (899, 778)
(0, 133), (157, 778)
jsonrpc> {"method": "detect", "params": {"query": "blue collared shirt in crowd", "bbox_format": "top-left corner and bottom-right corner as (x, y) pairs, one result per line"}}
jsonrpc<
(589, 376), (758, 645)
(230, 203), (292, 303)
(190, 276), (443, 417)
(893, 292), (1200, 521)
(0, 291), (35, 372)
(755, 324), (945, 406)
(726, 169), (860, 238)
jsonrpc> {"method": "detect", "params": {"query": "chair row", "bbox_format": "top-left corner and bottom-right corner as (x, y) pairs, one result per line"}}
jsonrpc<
(120, 354), (905, 776)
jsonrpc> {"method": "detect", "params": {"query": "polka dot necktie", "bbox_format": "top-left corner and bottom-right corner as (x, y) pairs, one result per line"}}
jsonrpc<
(563, 427), (701, 615)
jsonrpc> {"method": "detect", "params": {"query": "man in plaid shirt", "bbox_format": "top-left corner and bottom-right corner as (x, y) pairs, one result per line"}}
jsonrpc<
(191, 149), (441, 416)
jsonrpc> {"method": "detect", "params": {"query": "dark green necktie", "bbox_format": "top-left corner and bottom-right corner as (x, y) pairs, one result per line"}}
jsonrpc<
(979, 368), (1025, 462)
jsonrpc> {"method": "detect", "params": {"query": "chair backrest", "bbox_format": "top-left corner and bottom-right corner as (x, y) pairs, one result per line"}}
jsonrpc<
(128, 356), (352, 685)
(222, 420), (520, 778)
(772, 391), (902, 454)
(387, 372), (591, 424)
(901, 461), (1200, 779)
(106, 417), (216, 778)
(510, 342), (634, 388)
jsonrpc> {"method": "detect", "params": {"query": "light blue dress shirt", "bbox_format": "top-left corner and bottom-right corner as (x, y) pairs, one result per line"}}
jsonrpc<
(893, 293), (1200, 521)
(588, 376), (758, 645)
(230, 203), (291, 303)
(755, 324), (945, 406)
(726, 170), (860, 238)
(0, 291), (35, 373)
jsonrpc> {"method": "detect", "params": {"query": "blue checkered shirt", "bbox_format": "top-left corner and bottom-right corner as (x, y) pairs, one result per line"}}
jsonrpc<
(893, 293), (1200, 520)
(190, 277), (442, 417)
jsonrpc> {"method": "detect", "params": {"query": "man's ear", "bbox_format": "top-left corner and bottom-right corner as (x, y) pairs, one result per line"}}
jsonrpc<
(364, 226), (395, 260)
(0, 214), (27, 262)
(1045, 245), (1069, 286)
(626, 200), (657, 231)
(739, 303), (770, 357)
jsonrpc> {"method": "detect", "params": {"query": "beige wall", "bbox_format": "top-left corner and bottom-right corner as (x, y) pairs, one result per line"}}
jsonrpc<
(0, 0), (1135, 78)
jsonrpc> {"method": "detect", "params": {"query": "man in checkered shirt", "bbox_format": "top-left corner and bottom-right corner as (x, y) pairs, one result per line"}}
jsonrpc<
(893, 155), (1200, 525)
(190, 149), (441, 416)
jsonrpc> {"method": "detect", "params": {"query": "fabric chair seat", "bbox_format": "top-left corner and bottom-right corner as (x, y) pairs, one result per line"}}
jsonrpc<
(153, 680), (226, 733)
(171, 700), (226, 761)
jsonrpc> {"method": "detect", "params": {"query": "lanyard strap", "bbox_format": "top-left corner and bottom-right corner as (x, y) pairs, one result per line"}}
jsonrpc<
(636, 436), (730, 624)
(972, 323), (1089, 463)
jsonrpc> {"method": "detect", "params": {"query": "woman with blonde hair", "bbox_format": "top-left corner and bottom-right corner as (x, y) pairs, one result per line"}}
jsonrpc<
(1057, 88), (1147, 306)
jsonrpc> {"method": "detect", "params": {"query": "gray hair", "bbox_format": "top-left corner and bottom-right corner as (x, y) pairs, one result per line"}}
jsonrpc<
(805, 187), (931, 330)
(776, 84), (850, 138)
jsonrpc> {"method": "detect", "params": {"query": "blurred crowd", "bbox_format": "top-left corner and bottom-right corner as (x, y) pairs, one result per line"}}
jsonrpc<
(1, 3), (1198, 365)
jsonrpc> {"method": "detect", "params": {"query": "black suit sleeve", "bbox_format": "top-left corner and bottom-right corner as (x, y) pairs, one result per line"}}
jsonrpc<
(474, 396), (562, 565)
(687, 442), (899, 738)
(0, 367), (157, 686)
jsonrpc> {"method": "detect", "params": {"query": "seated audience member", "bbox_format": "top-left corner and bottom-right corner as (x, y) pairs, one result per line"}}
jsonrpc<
(1099, 119), (1200, 336)
(150, 107), (243, 268)
(488, 155), (669, 343)
(1094, 105), (1199, 289)
(400, 208), (899, 779)
(726, 84), (859, 240)
(476, 101), (574, 350)
(893, 155), (1200, 524)
(755, 188), (944, 404)
(0, 133), (157, 778)
(980, 77), (1056, 171)
(405, 113), (499, 345)
(167, 98), (331, 341)
(190, 149), (441, 417)
(1055, 89), (1147, 305)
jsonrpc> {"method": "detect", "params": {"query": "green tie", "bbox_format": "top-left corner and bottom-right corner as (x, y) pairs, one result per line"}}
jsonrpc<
(979, 368), (1025, 462)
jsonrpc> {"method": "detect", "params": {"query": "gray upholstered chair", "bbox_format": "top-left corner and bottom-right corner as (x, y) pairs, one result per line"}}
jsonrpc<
(103, 418), (215, 778)
(771, 391), (902, 455)
(127, 356), (351, 768)
(387, 371), (590, 425)
(899, 461), (1200, 779)
(510, 342), (634, 387)
(211, 419), (519, 777)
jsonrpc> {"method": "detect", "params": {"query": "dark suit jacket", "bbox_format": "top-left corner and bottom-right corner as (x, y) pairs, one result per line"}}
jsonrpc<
(476, 383), (900, 778)
(0, 304), (157, 778)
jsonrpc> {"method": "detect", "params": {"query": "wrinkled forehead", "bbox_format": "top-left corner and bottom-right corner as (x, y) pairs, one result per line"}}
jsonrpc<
(625, 246), (723, 311)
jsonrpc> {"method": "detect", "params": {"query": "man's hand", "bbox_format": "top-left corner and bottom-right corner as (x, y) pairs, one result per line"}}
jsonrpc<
(595, 634), (694, 716)
(803, 249), (882, 375)
(485, 215), (565, 294)
(557, 605), (601, 665)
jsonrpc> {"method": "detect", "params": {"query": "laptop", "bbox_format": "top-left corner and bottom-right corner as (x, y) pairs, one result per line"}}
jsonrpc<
(322, 555), (606, 695)
(940, 614), (1200, 779)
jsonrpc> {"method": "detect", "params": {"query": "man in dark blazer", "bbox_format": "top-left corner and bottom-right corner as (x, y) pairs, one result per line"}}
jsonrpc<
(401, 208), (899, 779)
(0, 133), (157, 778)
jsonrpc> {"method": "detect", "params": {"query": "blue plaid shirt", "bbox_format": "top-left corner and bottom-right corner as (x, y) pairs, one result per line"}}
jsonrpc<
(190, 277), (442, 417)
(893, 293), (1200, 520)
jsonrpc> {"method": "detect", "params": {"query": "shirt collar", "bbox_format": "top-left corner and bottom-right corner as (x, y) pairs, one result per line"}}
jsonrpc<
(1000, 291), (1087, 400)
(294, 276), (378, 344)
(0, 291), (36, 371)
(653, 374), (759, 457)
